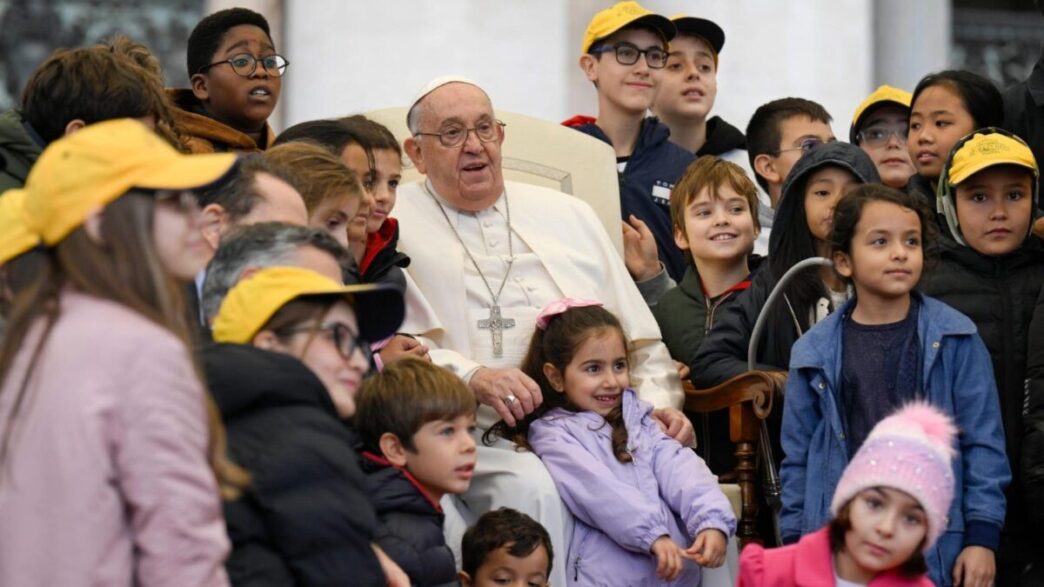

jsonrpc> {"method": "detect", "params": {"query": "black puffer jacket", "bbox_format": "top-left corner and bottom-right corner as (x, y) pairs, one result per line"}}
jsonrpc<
(1023, 288), (1044, 529)
(361, 453), (458, 587)
(692, 142), (881, 387)
(920, 233), (1044, 551)
(204, 343), (384, 587)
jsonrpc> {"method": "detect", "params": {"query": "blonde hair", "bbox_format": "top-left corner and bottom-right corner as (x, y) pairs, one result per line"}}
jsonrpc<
(264, 141), (362, 215)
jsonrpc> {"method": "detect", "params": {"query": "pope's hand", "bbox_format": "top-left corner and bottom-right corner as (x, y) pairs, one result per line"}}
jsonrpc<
(652, 407), (696, 447)
(469, 367), (543, 427)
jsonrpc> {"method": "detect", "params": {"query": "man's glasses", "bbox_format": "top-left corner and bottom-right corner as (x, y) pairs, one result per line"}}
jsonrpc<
(770, 137), (830, 156)
(198, 53), (289, 78)
(285, 322), (370, 363)
(414, 119), (506, 148)
(856, 126), (908, 148)
(589, 41), (668, 69)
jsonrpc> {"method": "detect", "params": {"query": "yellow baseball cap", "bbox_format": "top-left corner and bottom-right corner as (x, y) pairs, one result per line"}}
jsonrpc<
(849, 85), (912, 143)
(212, 266), (405, 345)
(581, 1), (675, 55)
(0, 190), (40, 264)
(21, 118), (238, 246)
(948, 131), (1038, 186)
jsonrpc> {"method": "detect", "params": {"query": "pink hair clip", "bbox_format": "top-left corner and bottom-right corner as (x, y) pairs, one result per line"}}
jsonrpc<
(535, 297), (604, 330)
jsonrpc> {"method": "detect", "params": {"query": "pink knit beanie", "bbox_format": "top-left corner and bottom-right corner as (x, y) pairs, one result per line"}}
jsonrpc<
(829, 402), (957, 550)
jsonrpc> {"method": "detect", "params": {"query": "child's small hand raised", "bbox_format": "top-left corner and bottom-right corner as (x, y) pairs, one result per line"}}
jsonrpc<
(650, 535), (686, 581)
(685, 529), (727, 568)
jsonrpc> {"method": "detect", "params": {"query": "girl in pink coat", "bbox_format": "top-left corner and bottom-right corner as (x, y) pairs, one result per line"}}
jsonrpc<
(738, 403), (957, 587)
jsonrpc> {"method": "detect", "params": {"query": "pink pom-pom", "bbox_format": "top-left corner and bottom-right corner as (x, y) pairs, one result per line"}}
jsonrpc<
(875, 402), (958, 458)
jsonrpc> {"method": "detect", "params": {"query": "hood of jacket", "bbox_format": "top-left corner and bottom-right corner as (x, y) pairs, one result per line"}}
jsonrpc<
(0, 109), (44, 188)
(771, 142), (880, 254)
(203, 342), (339, 420)
(697, 116), (746, 157)
(167, 88), (273, 153)
(361, 217), (411, 278)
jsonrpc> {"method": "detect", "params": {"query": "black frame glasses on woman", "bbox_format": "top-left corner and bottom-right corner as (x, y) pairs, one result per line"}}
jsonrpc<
(589, 41), (668, 69)
(414, 119), (506, 148)
(285, 322), (371, 362)
(198, 53), (289, 78)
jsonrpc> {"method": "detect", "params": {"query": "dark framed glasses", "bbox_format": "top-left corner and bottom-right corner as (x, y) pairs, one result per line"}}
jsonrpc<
(414, 119), (506, 148)
(198, 53), (289, 78)
(590, 41), (668, 69)
(284, 321), (370, 362)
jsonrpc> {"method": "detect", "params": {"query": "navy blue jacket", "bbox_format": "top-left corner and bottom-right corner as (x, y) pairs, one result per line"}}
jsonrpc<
(781, 293), (1010, 587)
(567, 116), (695, 280)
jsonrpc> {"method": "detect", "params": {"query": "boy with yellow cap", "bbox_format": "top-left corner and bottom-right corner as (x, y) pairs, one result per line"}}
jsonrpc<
(564, 1), (695, 284)
(920, 128), (1044, 582)
(851, 85), (916, 189)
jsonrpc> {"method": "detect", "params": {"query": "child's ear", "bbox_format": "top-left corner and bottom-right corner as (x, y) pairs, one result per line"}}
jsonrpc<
(457, 570), (472, 586)
(199, 203), (227, 252)
(190, 73), (210, 102)
(251, 330), (280, 351)
(579, 54), (599, 82)
(403, 137), (426, 175)
(543, 362), (565, 393)
(379, 432), (409, 467)
(832, 250), (854, 279)
(63, 119), (87, 136)
(753, 153), (781, 187)
(673, 226), (690, 251)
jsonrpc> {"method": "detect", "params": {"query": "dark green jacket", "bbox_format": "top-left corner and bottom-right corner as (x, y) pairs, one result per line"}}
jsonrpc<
(0, 109), (43, 193)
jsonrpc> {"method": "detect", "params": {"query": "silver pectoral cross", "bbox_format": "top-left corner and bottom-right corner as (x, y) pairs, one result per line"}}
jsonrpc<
(477, 304), (515, 358)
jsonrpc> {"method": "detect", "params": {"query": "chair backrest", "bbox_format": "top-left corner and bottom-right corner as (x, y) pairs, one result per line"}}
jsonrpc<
(365, 106), (623, 255)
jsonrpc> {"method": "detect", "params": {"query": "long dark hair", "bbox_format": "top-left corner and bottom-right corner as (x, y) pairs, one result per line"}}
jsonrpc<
(911, 70), (1004, 132)
(485, 305), (633, 463)
(0, 192), (249, 498)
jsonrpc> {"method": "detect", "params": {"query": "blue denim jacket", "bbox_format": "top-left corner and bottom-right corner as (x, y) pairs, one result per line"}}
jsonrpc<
(780, 292), (1010, 587)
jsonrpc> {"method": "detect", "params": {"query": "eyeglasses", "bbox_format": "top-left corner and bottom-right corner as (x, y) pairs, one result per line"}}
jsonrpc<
(770, 137), (830, 156)
(284, 322), (370, 363)
(590, 41), (668, 69)
(414, 119), (506, 148)
(198, 53), (289, 78)
(856, 126), (908, 148)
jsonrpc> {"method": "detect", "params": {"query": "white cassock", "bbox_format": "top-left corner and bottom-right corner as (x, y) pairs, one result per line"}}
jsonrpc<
(396, 179), (682, 586)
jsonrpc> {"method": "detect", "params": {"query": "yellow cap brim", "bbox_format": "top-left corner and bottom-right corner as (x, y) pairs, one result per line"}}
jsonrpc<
(135, 152), (239, 192)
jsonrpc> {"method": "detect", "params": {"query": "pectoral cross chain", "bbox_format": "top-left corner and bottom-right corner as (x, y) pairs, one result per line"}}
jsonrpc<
(477, 304), (515, 358)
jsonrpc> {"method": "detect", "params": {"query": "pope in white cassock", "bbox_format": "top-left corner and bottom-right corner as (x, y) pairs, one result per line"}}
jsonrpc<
(395, 76), (689, 586)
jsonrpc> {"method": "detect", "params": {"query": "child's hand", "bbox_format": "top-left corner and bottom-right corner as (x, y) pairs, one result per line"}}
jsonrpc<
(952, 545), (994, 587)
(685, 529), (728, 568)
(650, 535), (686, 581)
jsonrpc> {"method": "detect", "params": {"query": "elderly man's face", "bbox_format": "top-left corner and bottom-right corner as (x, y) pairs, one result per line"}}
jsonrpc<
(406, 83), (505, 211)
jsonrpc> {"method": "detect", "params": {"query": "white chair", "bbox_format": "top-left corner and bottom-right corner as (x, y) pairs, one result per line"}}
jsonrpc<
(365, 107), (624, 255)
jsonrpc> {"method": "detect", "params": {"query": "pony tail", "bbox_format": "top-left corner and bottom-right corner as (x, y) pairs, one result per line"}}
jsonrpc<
(605, 405), (632, 463)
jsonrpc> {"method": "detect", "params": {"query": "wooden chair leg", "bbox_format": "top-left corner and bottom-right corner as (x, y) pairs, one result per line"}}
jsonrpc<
(734, 439), (759, 546)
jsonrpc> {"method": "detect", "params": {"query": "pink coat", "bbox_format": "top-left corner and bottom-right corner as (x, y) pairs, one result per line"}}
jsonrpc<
(738, 528), (934, 587)
(0, 291), (229, 586)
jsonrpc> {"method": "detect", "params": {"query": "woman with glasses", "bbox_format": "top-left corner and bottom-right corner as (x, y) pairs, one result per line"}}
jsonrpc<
(0, 119), (239, 586)
(206, 265), (407, 585)
(850, 85), (916, 190)
(173, 7), (289, 153)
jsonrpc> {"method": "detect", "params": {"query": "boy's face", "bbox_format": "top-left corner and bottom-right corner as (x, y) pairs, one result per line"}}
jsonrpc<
(803, 166), (858, 242)
(366, 149), (403, 234)
(405, 413), (478, 501)
(833, 200), (923, 305)
(954, 165), (1034, 255)
(653, 35), (717, 122)
(460, 544), (550, 587)
(857, 105), (915, 190)
(760, 115), (836, 208)
(674, 184), (756, 266)
(192, 24), (281, 132)
(580, 28), (665, 116)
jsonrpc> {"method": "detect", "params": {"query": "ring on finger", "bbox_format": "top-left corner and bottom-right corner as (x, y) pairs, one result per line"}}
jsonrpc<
(504, 394), (517, 406)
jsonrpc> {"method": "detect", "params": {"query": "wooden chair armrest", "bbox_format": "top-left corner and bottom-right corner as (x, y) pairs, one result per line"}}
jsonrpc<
(683, 370), (785, 420)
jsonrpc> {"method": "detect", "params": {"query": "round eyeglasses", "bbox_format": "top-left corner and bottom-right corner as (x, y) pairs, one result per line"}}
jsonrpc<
(198, 53), (289, 78)
(589, 41), (668, 69)
(414, 119), (506, 148)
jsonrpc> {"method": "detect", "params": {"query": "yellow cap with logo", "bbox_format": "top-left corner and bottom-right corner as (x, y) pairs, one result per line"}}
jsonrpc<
(581, 1), (675, 54)
(0, 189), (39, 264)
(850, 85), (912, 143)
(21, 118), (238, 246)
(947, 131), (1038, 186)
(212, 266), (405, 346)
